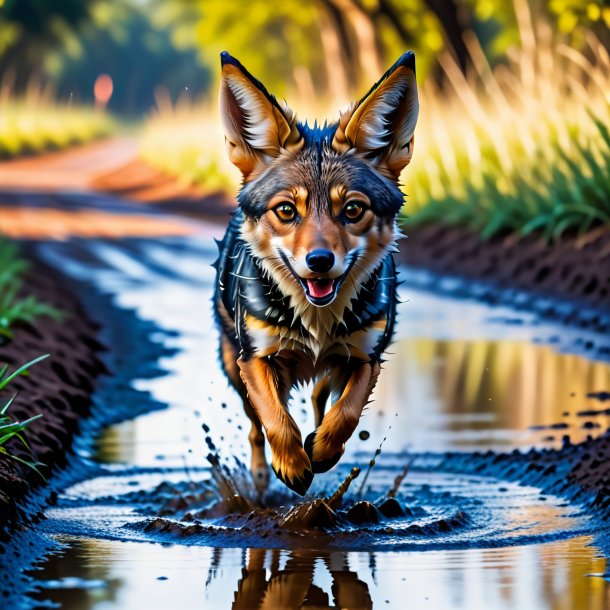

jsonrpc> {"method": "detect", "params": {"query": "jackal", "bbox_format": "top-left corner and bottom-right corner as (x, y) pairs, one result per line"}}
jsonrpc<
(214, 51), (418, 495)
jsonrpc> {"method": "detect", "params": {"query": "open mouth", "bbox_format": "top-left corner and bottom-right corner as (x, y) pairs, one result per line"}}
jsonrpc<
(304, 278), (336, 305)
(278, 251), (357, 307)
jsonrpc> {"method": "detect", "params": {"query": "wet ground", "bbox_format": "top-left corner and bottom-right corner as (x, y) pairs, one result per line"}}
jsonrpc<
(4, 192), (610, 608)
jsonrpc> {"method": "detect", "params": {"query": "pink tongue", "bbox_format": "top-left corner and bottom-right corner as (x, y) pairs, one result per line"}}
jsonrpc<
(307, 279), (334, 298)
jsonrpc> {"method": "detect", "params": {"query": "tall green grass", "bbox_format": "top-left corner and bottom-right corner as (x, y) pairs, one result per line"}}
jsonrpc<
(0, 355), (48, 477)
(404, 19), (610, 241)
(139, 9), (610, 243)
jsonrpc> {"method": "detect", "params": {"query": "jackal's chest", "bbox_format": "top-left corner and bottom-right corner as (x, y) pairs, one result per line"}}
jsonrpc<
(243, 312), (388, 369)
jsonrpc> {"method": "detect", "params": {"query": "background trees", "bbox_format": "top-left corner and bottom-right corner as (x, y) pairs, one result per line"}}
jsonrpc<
(0, 0), (608, 114)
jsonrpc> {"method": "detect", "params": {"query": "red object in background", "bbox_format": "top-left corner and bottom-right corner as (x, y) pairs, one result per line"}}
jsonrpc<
(94, 74), (113, 108)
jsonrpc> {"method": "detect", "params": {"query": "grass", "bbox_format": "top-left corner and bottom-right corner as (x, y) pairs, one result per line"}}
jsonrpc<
(403, 19), (610, 241)
(140, 91), (240, 193)
(0, 82), (114, 159)
(0, 240), (61, 341)
(139, 8), (610, 243)
(0, 239), (59, 479)
(0, 354), (49, 477)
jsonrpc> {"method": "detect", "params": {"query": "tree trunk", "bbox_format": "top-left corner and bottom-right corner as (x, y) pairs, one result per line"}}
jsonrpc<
(317, 7), (352, 106)
(328, 0), (384, 87)
(422, 0), (473, 74)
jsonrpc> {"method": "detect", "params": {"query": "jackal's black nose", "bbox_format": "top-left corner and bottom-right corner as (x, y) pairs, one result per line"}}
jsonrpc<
(306, 249), (334, 273)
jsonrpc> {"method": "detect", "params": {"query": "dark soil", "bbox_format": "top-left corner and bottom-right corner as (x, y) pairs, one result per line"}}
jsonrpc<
(400, 223), (610, 330)
(439, 424), (610, 529)
(0, 251), (106, 535)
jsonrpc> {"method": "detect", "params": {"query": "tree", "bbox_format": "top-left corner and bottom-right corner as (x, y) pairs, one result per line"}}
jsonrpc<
(0, 0), (98, 89)
(45, 2), (209, 115)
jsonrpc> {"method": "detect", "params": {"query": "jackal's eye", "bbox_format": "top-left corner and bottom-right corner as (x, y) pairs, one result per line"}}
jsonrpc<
(343, 201), (365, 222)
(273, 203), (297, 222)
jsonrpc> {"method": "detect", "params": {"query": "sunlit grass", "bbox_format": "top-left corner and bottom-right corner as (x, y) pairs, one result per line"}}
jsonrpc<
(139, 12), (610, 242)
(140, 91), (240, 194)
(405, 20), (610, 241)
(0, 83), (114, 159)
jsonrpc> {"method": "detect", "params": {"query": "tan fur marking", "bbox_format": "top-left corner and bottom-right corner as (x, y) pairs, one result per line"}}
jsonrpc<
(310, 361), (381, 463)
(238, 357), (312, 485)
(311, 374), (331, 427)
(244, 314), (281, 357)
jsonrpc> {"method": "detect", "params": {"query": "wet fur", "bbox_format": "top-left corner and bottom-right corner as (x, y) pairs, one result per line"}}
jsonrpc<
(214, 51), (418, 495)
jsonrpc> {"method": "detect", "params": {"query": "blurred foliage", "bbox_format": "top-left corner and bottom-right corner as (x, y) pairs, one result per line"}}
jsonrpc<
(2, 0), (609, 114)
(0, 91), (114, 159)
(45, 1), (210, 116)
(0, 241), (61, 342)
(154, 0), (466, 105)
(548, 0), (610, 45)
(0, 0), (97, 88)
(141, 0), (610, 242)
(2, 0), (609, 240)
(0, 0), (208, 116)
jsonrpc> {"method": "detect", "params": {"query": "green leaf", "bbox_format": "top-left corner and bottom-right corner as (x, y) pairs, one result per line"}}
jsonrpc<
(0, 354), (50, 391)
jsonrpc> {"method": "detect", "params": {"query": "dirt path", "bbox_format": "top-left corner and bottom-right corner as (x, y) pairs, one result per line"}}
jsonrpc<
(0, 138), (233, 238)
(0, 138), (139, 191)
(0, 137), (232, 212)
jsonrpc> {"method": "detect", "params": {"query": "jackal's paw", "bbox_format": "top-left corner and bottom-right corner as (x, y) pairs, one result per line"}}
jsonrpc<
(304, 431), (344, 474)
(271, 448), (313, 496)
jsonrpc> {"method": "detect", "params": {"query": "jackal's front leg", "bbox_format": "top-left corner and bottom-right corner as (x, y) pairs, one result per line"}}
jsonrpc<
(238, 357), (313, 495)
(305, 361), (380, 473)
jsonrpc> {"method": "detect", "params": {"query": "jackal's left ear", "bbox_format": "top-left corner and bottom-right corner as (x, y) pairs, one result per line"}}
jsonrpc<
(332, 52), (419, 181)
(219, 52), (303, 181)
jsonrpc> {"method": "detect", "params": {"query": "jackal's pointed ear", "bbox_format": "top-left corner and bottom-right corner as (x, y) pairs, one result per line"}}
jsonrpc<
(219, 52), (304, 181)
(332, 52), (419, 181)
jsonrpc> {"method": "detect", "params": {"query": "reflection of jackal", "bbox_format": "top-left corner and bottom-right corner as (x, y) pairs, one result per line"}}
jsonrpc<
(214, 51), (419, 495)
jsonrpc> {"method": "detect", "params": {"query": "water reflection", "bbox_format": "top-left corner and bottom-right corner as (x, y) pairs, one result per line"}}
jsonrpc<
(37, 237), (610, 466)
(34, 536), (610, 610)
(95, 335), (610, 467)
(376, 337), (610, 451)
(229, 548), (371, 609)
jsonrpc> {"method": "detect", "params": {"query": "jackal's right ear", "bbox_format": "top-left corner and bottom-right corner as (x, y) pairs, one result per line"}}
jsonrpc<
(219, 52), (303, 181)
(332, 52), (419, 181)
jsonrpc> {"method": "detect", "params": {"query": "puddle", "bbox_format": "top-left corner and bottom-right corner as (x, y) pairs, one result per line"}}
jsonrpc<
(42, 463), (586, 551)
(24, 231), (610, 610)
(32, 536), (610, 610)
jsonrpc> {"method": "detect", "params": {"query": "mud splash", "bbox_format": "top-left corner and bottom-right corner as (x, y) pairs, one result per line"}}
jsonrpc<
(43, 443), (588, 553)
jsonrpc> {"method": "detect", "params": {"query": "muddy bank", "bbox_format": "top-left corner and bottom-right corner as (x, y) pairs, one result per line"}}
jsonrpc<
(436, 409), (610, 531)
(400, 223), (610, 331)
(0, 251), (106, 535)
(0, 241), (177, 608)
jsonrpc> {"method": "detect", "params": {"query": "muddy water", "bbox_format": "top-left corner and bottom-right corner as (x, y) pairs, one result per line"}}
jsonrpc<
(30, 232), (610, 609)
